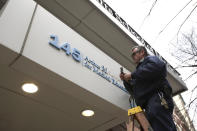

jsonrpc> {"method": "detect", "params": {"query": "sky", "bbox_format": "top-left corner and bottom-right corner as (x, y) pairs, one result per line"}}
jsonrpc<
(103, 0), (197, 128)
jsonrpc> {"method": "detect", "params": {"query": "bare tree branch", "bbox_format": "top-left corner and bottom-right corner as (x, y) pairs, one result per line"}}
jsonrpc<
(139, 0), (158, 30)
(188, 86), (197, 111)
(158, 0), (193, 35)
(172, 28), (197, 73)
(189, 97), (197, 108)
(179, 56), (195, 65)
(178, 47), (194, 56)
(177, 4), (197, 36)
(184, 71), (197, 81)
(176, 65), (197, 68)
(192, 104), (197, 122)
(191, 86), (197, 92)
(147, 0), (158, 16)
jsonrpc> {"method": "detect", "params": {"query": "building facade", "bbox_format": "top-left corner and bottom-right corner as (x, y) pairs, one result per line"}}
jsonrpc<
(0, 0), (193, 130)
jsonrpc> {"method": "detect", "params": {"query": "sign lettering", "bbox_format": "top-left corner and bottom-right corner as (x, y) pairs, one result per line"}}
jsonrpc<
(49, 35), (127, 93)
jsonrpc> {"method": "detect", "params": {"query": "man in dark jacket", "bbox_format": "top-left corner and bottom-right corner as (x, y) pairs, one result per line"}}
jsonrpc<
(120, 46), (177, 131)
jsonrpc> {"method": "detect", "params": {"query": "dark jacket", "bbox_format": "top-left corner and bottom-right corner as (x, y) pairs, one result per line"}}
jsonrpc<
(129, 56), (172, 108)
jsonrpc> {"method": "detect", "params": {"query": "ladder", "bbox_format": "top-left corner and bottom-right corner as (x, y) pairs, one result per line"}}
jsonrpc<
(120, 67), (153, 131)
(127, 105), (153, 131)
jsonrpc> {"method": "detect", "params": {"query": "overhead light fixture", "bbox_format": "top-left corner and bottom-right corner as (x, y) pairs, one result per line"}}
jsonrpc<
(81, 109), (95, 117)
(22, 83), (38, 93)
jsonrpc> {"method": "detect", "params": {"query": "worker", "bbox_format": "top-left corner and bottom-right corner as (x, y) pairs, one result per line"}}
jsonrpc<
(120, 46), (177, 131)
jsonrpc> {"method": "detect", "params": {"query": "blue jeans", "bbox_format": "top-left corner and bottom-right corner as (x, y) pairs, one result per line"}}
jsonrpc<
(145, 94), (177, 131)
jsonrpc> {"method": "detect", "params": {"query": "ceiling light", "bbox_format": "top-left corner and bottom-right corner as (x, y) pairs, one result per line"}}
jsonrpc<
(22, 83), (38, 93)
(81, 109), (94, 117)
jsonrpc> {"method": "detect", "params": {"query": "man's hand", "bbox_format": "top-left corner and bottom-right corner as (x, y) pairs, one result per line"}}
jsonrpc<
(119, 73), (131, 82)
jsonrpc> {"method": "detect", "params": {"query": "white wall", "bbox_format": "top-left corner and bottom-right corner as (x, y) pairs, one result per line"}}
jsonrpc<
(16, 5), (130, 110)
(0, 0), (36, 53)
